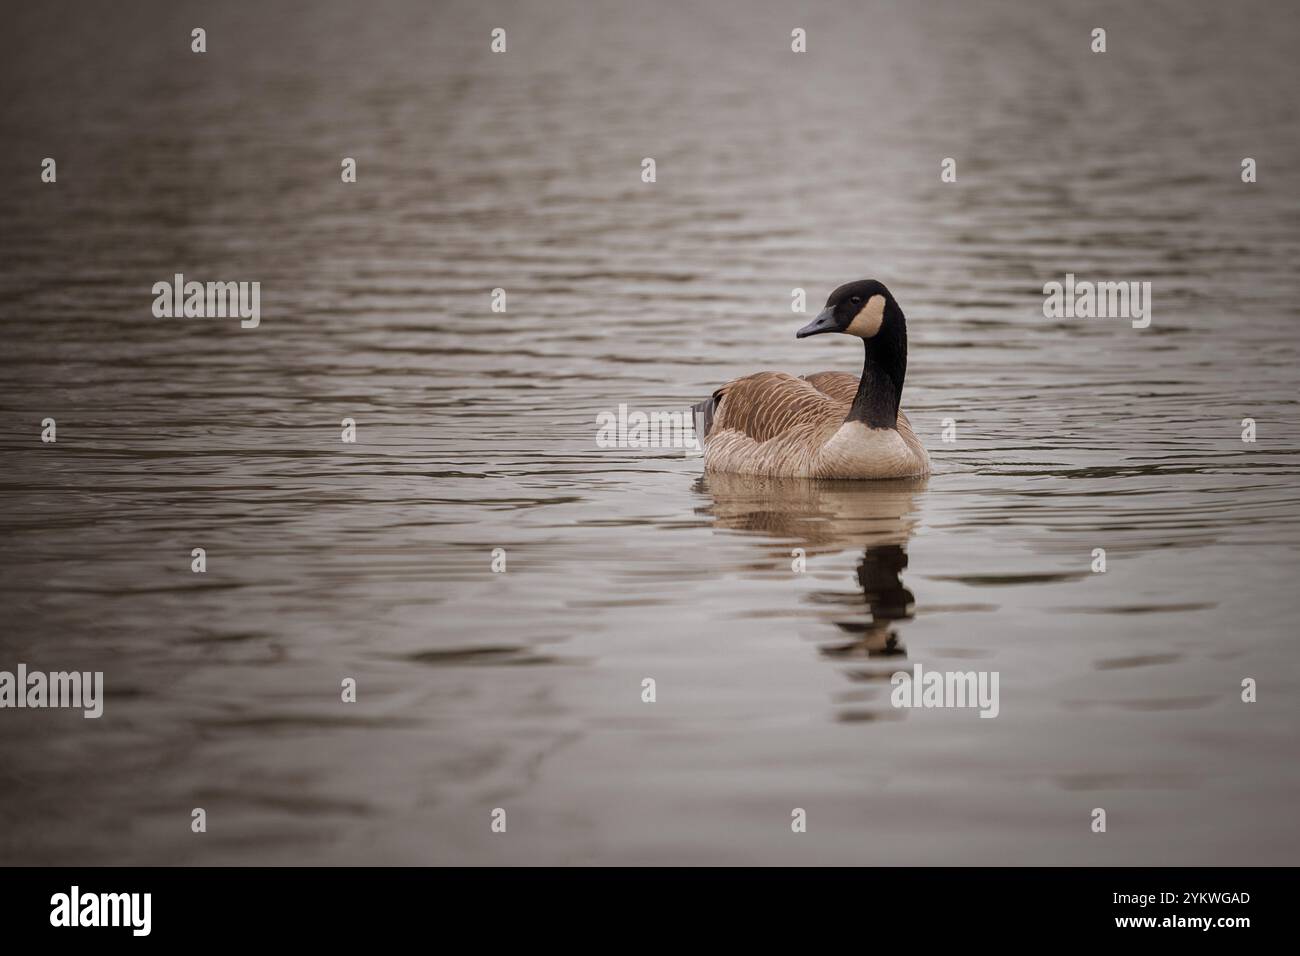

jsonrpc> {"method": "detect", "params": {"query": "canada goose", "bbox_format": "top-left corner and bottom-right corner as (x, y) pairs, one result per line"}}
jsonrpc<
(692, 280), (929, 479)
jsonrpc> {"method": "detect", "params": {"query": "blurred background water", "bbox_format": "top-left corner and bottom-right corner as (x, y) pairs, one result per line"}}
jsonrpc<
(0, 0), (1298, 864)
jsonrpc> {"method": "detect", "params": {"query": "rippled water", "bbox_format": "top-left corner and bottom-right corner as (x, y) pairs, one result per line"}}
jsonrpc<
(1, 0), (1298, 864)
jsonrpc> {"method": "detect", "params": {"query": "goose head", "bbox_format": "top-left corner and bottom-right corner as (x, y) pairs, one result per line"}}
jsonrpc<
(796, 279), (903, 341)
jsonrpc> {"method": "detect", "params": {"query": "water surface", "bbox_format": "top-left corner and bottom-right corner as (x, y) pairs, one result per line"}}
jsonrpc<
(1, 0), (1298, 864)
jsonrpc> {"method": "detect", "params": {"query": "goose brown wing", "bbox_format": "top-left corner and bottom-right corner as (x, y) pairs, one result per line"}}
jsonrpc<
(712, 372), (848, 443)
(801, 371), (859, 405)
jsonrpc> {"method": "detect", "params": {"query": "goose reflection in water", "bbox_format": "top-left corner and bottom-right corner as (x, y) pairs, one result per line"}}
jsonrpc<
(694, 472), (927, 666)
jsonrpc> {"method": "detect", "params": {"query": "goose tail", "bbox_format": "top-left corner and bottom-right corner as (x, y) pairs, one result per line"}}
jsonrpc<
(692, 394), (718, 445)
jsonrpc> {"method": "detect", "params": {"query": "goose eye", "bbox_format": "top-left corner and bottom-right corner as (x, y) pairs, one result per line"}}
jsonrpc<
(850, 296), (862, 305)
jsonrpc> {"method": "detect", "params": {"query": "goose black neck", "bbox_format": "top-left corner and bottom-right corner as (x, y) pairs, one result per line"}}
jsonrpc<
(847, 309), (907, 429)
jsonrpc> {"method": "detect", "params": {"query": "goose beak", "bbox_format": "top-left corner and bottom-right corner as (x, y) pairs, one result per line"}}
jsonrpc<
(796, 306), (838, 339)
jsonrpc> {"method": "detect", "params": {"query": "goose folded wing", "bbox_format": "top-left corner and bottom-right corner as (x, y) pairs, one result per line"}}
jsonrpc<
(800, 370), (858, 405)
(712, 372), (849, 443)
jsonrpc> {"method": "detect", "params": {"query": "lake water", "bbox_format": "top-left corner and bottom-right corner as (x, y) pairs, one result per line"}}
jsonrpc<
(1, 0), (1298, 865)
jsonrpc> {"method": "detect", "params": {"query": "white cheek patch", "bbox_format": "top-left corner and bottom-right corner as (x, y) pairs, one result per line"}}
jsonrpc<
(845, 295), (885, 338)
